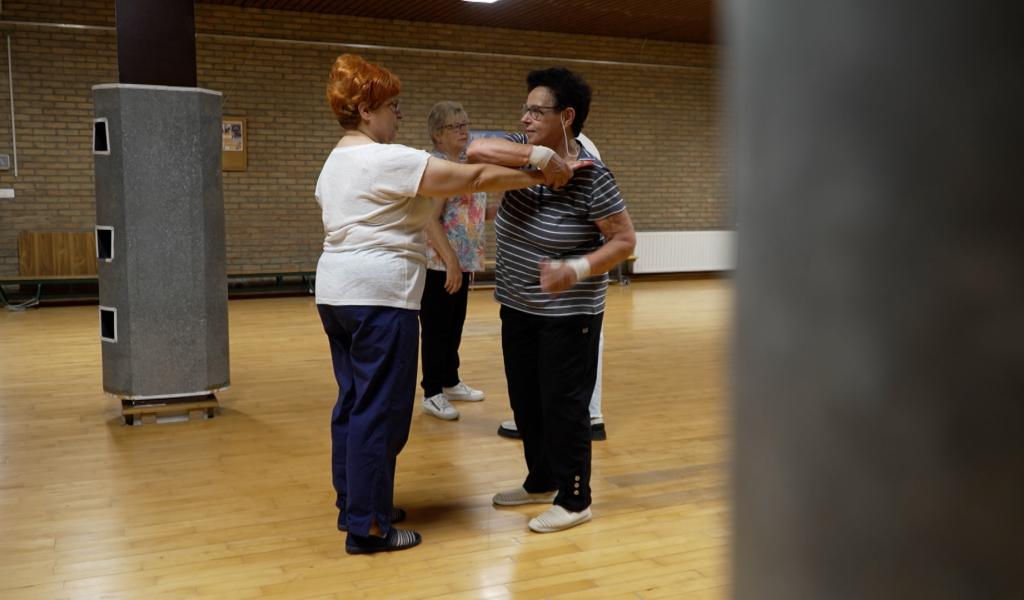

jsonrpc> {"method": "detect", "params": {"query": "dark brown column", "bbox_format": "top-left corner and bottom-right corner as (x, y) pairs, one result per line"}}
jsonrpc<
(115, 0), (196, 86)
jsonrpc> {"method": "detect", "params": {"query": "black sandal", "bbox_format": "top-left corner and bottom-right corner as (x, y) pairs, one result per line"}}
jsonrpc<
(337, 507), (407, 532)
(345, 527), (422, 555)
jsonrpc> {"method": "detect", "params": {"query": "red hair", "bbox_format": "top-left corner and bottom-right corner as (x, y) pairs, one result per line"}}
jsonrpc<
(326, 54), (401, 129)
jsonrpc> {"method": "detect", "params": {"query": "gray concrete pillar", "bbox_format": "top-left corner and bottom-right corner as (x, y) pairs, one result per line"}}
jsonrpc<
(93, 85), (229, 400)
(729, 1), (1024, 599)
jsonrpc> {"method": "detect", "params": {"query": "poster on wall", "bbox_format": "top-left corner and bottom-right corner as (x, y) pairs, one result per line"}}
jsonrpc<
(222, 117), (247, 171)
(223, 120), (243, 151)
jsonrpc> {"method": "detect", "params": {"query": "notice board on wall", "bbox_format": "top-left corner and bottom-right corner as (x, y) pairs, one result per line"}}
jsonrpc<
(222, 117), (246, 171)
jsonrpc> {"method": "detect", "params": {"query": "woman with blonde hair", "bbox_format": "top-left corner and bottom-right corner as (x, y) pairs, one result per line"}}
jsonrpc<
(418, 101), (491, 421)
(316, 54), (587, 554)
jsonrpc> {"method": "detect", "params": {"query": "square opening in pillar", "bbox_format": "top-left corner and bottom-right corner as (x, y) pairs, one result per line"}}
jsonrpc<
(96, 226), (114, 261)
(95, 225), (114, 260)
(99, 306), (117, 343)
(93, 118), (110, 155)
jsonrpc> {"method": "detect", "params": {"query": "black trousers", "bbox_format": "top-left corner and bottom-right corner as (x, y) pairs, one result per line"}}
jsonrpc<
(419, 269), (471, 397)
(500, 305), (603, 512)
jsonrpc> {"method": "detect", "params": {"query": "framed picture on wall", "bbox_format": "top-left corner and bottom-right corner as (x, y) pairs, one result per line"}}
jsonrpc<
(222, 117), (247, 171)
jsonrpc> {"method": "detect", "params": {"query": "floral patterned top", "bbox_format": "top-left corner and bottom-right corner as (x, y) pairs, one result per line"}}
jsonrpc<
(425, 150), (488, 272)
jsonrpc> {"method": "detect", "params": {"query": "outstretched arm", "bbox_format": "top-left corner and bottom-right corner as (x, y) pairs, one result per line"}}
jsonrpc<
(467, 138), (578, 189)
(418, 156), (543, 198)
(465, 137), (531, 167)
(418, 156), (590, 198)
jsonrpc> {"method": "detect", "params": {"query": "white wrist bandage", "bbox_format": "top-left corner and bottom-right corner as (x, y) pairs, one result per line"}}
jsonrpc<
(567, 257), (591, 281)
(528, 144), (555, 169)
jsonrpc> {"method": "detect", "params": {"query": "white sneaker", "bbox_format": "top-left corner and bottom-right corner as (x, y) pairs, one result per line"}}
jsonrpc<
(422, 393), (459, 420)
(528, 505), (592, 533)
(492, 486), (556, 506)
(443, 381), (484, 402)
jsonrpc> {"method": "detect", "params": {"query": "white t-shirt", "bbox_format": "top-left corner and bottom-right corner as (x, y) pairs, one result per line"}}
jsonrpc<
(314, 143), (432, 309)
(578, 132), (601, 160)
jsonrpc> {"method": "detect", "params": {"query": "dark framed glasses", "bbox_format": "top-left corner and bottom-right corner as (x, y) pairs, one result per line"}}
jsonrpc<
(521, 104), (559, 120)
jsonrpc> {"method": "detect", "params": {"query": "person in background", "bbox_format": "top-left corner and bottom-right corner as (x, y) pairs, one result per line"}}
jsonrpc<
(419, 101), (490, 421)
(316, 54), (587, 554)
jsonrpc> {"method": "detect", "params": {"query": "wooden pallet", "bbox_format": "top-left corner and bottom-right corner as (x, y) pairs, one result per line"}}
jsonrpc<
(121, 395), (219, 425)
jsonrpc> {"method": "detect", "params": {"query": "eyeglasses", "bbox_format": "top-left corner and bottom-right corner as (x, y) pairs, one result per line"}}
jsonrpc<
(386, 99), (401, 114)
(440, 122), (469, 132)
(521, 104), (560, 120)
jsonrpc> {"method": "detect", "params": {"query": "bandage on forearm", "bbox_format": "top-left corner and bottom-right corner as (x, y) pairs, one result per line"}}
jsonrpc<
(529, 144), (555, 169)
(567, 257), (591, 281)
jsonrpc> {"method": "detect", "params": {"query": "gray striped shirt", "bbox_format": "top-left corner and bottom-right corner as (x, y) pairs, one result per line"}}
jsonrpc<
(494, 132), (627, 316)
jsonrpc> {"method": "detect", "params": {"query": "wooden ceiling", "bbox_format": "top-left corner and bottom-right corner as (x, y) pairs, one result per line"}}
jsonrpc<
(195, 0), (716, 44)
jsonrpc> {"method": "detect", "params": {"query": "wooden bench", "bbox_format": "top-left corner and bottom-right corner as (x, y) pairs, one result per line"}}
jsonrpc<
(1, 231), (99, 309)
(228, 271), (316, 295)
(2, 231), (322, 308)
(0, 271), (320, 309)
(0, 274), (100, 309)
(18, 231), (97, 277)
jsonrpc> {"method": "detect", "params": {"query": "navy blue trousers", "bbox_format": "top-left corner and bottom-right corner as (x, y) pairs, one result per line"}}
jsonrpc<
(317, 304), (419, 536)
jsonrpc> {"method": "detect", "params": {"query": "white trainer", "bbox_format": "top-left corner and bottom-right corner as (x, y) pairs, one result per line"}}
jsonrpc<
(492, 486), (556, 506)
(422, 393), (459, 420)
(528, 505), (592, 533)
(442, 381), (484, 402)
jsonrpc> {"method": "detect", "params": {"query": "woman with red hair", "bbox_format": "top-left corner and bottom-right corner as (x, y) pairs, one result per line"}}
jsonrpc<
(316, 54), (587, 554)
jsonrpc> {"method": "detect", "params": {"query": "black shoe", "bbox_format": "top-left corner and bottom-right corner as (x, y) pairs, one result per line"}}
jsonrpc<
(337, 507), (407, 532)
(345, 527), (422, 555)
(497, 420), (521, 439)
(500, 420), (607, 440)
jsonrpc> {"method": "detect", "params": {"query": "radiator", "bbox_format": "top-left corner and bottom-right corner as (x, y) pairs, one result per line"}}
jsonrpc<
(632, 230), (736, 273)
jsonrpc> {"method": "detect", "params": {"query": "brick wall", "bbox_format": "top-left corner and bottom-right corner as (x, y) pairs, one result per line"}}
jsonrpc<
(0, 1), (729, 276)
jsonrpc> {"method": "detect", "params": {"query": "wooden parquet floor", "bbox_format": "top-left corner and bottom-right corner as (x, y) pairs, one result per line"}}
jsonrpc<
(0, 277), (732, 599)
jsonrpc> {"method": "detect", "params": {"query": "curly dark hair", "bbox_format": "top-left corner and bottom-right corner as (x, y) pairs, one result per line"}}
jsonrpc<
(526, 67), (592, 136)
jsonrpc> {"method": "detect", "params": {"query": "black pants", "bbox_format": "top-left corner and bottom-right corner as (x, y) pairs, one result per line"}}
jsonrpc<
(419, 269), (471, 397)
(500, 305), (603, 512)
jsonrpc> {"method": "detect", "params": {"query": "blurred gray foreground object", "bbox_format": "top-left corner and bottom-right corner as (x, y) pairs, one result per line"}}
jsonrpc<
(729, 1), (1024, 599)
